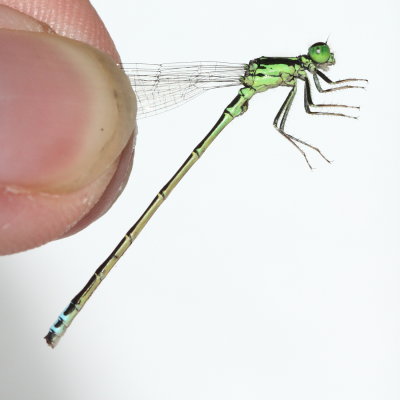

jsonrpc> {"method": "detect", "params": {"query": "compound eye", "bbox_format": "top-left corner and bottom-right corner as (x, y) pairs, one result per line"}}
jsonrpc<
(308, 42), (331, 64)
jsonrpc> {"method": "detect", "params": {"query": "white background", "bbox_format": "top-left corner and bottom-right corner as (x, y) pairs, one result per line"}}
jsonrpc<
(1, 1), (399, 399)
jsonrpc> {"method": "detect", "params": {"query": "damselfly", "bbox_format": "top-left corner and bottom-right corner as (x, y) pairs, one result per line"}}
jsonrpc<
(45, 42), (367, 347)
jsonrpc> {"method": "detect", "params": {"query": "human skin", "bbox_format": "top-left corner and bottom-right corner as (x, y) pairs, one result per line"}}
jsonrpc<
(0, 1), (137, 254)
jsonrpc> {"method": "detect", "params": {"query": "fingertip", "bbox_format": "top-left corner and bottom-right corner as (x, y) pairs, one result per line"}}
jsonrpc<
(0, 160), (119, 254)
(0, 30), (135, 193)
(0, 29), (136, 254)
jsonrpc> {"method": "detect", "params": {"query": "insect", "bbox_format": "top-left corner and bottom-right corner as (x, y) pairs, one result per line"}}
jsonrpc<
(45, 42), (367, 347)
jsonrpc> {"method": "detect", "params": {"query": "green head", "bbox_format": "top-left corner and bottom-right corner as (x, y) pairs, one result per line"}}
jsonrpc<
(307, 42), (335, 68)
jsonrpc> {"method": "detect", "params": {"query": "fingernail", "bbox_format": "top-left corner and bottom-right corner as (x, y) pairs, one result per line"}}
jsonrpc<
(0, 29), (136, 193)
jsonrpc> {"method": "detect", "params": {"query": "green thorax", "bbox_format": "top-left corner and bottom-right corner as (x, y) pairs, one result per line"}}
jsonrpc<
(241, 55), (312, 93)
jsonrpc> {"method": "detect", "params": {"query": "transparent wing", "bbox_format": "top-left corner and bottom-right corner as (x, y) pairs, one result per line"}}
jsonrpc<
(121, 61), (246, 118)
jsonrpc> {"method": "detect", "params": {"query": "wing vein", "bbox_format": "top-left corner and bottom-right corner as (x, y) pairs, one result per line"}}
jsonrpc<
(121, 61), (246, 117)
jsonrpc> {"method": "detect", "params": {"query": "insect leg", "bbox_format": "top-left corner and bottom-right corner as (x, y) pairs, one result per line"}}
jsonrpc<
(313, 70), (367, 93)
(305, 77), (358, 119)
(273, 83), (330, 168)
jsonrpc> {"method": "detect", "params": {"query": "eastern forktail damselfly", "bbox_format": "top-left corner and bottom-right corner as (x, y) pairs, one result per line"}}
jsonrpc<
(45, 42), (367, 347)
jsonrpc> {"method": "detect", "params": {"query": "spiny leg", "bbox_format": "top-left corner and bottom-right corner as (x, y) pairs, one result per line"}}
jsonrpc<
(313, 70), (368, 93)
(316, 69), (368, 85)
(304, 77), (358, 119)
(282, 132), (331, 165)
(273, 84), (329, 168)
(305, 76), (359, 110)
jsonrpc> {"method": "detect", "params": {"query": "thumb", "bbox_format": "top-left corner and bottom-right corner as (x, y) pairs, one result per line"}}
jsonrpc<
(0, 9), (136, 254)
